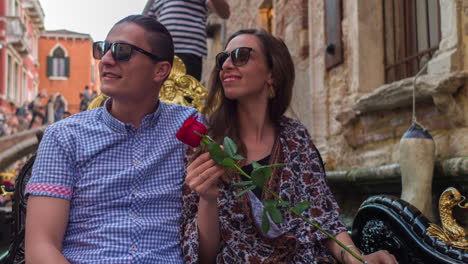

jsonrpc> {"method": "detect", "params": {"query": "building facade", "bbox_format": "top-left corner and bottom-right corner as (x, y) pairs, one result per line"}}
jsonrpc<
(38, 30), (99, 114)
(0, 0), (44, 115)
(145, 0), (467, 222)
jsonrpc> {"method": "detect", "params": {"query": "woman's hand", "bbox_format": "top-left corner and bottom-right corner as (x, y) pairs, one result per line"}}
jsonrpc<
(186, 152), (225, 201)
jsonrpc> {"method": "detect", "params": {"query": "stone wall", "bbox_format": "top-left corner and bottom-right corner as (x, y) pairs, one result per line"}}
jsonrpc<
(208, 0), (468, 172)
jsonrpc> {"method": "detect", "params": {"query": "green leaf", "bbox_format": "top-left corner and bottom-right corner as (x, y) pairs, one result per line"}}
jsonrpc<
(292, 201), (312, 215)
(234, 185), (256, 199)
(232, 180), (253, 187)
(208, 142), (228, 165)
(252, 161), (261, 169)
(251, 167), (273, 188)
(232, 154), (245, 160)
(223, 137), (238, 158)
(267, 205), (284, 224)
(278, 200), (291, 207)
(262, 208), (270, 234)
(264, 199), (276, 208)
(262, 208), (270, 233)
(222, 158), (236, 169)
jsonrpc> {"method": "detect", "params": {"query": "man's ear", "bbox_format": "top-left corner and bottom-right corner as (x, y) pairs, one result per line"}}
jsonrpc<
(153, 61), (172, 83)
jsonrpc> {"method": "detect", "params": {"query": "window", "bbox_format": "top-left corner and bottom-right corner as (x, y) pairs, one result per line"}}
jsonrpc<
(22, 71), (27, 102)
(47, 46), (70, 78)
(383, 0), (441, 83)
(259, 0), (274, 33)
(7, 54), (12, 98)
(6, 54), (20, 102)
(325, 0), (343, 70)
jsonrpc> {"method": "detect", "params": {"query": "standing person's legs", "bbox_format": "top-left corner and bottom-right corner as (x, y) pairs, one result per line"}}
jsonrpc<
(29, 112), (38, 129)
(38, 111), (46, 125)
(176, 53), (202, 81)
(55, 109), (64, 122)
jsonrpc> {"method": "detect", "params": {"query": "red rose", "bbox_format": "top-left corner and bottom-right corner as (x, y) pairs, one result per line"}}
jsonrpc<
(176, 115), (207, 147)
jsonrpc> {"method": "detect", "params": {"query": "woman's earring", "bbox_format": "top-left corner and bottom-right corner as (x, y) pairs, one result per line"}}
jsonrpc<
(268, 84), (276, 99)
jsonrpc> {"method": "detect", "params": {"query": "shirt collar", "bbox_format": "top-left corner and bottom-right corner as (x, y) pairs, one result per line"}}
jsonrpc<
(101, 98), (163, 134)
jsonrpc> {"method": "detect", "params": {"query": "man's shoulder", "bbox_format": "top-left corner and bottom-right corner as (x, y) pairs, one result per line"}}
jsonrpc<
(48, 108), (101, 131)
(161, 102), (199, 119)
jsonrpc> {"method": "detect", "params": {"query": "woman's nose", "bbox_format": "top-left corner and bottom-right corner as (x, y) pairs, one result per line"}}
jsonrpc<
(222, 55), (234, 70)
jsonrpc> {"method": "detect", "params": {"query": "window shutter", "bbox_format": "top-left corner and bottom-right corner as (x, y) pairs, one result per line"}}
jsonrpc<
(65, 57), (70, 77)
(47, 56), (53, 77)
(325, 0), (343, 70)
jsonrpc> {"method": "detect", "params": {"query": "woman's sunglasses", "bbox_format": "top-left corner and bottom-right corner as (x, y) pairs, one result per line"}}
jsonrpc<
(215, 47), (254, 70)
(92, 41), (161, 62)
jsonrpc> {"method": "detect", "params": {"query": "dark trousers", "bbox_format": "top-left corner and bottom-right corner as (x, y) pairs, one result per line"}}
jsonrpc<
(29, 111), (46, 128)
(176, 53), (202, 81)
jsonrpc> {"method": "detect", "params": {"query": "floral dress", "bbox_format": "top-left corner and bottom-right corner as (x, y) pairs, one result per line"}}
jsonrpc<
(181, 116), (347, 263)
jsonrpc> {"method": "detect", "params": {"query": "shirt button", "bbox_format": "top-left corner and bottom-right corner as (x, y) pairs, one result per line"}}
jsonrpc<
(133, 189), (139, 193)
(130, 244), (137, 250)
(134, 160), (140, 165)
(131, 212), (137, 217)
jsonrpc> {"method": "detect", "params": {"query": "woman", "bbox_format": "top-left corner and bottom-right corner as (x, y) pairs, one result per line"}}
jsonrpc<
(181, 29), (398, 264)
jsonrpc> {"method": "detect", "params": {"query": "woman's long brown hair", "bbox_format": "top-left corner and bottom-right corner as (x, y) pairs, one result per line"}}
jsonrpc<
(203, 29), (295, 158)
(202, 28), (295, 157)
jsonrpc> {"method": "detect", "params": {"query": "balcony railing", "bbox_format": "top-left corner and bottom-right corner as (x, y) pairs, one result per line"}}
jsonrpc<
(5, 17), (30, 56)
(22, 0), (45, 30)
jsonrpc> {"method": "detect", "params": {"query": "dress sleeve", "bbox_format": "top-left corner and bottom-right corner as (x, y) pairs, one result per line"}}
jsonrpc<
(279, 124), (347, 257)
(181, 184), (201, 264)
(180, 148), (201, 264)
(25, 124), (77, 200)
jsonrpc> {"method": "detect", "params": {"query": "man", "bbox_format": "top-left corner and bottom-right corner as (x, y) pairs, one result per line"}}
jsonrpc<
(147, 0), (230, 81)
(25, 15), (197, 263)
(82, 85), (93, 109)
(28, 94), (46, 129)
(54, 94), (65, 121)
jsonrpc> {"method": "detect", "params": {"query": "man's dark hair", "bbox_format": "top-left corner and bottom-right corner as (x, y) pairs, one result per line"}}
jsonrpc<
(116, 15), (174, 65)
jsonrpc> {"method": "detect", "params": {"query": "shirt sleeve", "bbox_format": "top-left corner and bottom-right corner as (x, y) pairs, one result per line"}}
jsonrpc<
(25, 124), (77, 200)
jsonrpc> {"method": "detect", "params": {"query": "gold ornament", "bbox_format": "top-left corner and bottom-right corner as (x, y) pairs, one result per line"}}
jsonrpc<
(268, 83), (276, 99)
(427, 187), (468, 250)
(88, 56), (207, 112)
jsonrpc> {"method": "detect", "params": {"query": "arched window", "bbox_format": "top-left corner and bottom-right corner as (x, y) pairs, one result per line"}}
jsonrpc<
(47, 46), (70, 78)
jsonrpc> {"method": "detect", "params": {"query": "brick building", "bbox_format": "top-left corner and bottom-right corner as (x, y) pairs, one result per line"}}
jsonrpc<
(38, 30), (99, 114)
(0, 0), (44, 115)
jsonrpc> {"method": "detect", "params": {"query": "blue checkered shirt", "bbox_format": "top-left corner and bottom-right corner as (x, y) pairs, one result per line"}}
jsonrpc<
(26, 100), (198, 263)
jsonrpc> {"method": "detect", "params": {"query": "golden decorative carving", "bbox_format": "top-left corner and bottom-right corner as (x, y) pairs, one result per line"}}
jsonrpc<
(0, 169), (16, 197)
(1, 186), (13, 197)
(427, 187), (468, 249)
(87, 56), (207, 111)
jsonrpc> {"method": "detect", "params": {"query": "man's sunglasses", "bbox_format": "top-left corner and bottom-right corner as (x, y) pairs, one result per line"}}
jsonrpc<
(215, 47), (254, 70)
(93, 41), (161, 62)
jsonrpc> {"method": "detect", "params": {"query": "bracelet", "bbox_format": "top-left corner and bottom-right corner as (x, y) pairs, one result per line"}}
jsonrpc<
(345, 245), (364, 255)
